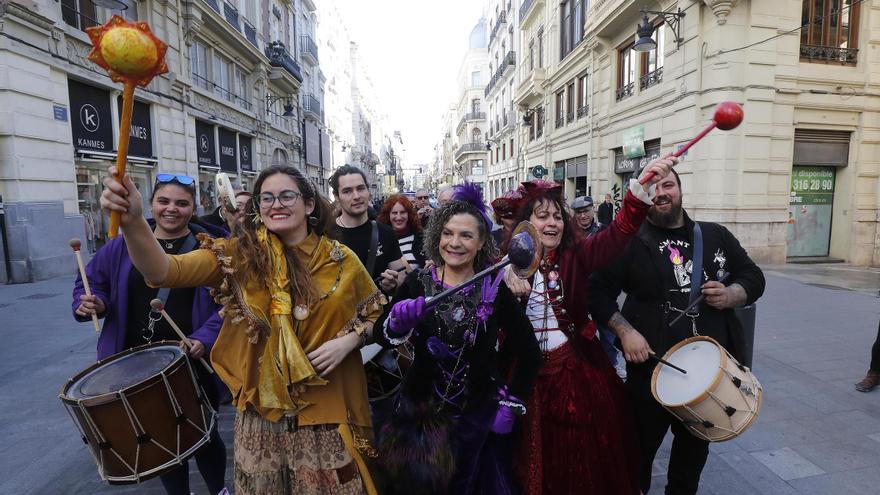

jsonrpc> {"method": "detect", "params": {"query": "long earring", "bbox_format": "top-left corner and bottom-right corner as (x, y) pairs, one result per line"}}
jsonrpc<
(250, 210), (262, 225)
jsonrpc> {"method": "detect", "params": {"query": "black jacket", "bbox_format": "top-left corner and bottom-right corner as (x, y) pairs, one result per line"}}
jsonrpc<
(589, 212), (765, 398)
(597, 201), (614, 226)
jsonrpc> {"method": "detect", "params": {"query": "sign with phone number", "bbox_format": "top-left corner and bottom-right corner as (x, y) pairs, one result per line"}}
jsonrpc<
(790, 167), (834, 205)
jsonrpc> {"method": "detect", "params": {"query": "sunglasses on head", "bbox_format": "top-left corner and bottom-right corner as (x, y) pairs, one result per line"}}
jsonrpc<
(156, 173), (196, 187)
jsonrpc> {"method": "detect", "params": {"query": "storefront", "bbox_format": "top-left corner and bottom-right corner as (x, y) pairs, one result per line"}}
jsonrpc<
(69, 79), (155, 252)
(787, 130), (850, 258)
(195, 119), (256, 212)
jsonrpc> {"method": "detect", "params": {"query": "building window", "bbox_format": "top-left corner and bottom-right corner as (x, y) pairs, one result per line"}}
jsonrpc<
(560, 0), (586, 60)
(213, 53), (234, 103)
(528, 40), (535, 71)
(472, 127), (482, 143)
(61, 0), (137, 31)
(555, 90), (565, 128)
(471, 70), (482, 86)
(537, 28), (544, 68)
(617, 41), (636, 101)
(191, 41), (210, 91)
(536, 106), (544, 138)
(472, 98), (481, 114)
(800, 0), (860, 65)
(234, 66), (250, 110)
(502, 142), (507, 160)
(577, 73), (588, 119)
(566, 82), (575, 122)
(640, 23), (664, 90)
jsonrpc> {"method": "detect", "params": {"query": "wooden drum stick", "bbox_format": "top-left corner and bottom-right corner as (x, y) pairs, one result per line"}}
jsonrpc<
(69, 238), (101, 333)
(150, 299), (214, 374)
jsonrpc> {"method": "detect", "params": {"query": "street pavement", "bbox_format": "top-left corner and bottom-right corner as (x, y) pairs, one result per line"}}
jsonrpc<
(0, 263), (878, 494)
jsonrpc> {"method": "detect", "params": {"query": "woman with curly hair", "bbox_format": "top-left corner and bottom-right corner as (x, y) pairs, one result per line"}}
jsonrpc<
(377, 194), (426, 270)
(506, 157), (676, 495)
(374, 183), (541, 495)
(100, 165), (385, 495)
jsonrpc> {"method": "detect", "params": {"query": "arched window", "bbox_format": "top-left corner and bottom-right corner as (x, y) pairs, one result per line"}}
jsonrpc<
(273, 148), (288, 165)
(472, 127), (482, 144)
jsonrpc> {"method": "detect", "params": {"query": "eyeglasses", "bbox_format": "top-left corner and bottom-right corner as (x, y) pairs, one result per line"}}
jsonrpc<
(156, 173), (196, 186)
(258, 190), (302, 209)
(416, 195), (429, 200)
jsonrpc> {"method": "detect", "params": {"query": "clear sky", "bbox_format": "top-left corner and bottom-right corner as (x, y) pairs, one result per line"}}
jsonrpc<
(329, 0), (487, 166)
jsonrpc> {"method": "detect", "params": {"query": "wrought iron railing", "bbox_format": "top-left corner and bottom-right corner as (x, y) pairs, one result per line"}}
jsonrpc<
(223, 2), (240, 32)
(800, 44), (858, 65)
(303, 94), (322, 119)
(455, 142), (487, 157)
(485, 51), (516, 96)
(520, 0), (535, 24)
(616, 82), (633, 101)
(577, 105), (589, 119)
(490, 11), (507, 45)
(300, 35), (319, 63)
(555, 116), (564, 129)
(243, 21), (258, 48)
(640, 67), (662, 90)
(203, 0), (220, 13)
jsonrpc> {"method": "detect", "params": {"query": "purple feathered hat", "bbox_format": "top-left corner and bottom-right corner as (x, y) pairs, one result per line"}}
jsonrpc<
(451, 182), (493, 231)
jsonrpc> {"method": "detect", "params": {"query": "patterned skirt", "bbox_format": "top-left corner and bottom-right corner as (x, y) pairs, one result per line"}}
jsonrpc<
(234, 410), (370, 495)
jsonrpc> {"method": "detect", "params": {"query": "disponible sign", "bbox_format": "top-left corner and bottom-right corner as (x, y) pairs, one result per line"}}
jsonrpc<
(622, 125), (645, 159)
(68, 79), (113, 152)
(789, 166), (835, 206)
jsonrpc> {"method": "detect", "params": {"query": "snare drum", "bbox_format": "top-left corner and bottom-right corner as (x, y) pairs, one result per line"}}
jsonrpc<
(59, 342), (216, 484)
(651, 336), (762, 442)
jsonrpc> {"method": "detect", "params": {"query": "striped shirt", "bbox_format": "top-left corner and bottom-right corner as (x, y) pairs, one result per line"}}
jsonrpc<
(398, 233), (418, 268)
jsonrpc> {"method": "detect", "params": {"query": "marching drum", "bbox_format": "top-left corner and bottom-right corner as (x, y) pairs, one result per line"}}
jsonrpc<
(59, 342), (216, 484)
(651, 336), (762, 442)
(361, 343), (414, 402)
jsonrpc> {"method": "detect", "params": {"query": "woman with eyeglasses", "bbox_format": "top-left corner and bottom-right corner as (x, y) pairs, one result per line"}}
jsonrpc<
(72, 173), (229, 495)
(377, 194), (426, 272)
(100, 165), (385, 495)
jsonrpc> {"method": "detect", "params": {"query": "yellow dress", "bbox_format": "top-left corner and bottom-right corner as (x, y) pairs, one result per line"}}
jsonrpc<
(157, 231), (384, 495)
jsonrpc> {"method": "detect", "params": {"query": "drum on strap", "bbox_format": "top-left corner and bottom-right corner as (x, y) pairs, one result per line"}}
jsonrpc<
(651, 336), (762, 442)
(361, 343), (413, 402)
(59, 342), (217, 484)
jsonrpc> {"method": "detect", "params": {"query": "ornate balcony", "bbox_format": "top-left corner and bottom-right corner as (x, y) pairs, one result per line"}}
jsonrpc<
(303, 94), (322, 121)
(300, 35), (319, 66)
(800, 44), (858, 65)
(265, 41), (303, 86)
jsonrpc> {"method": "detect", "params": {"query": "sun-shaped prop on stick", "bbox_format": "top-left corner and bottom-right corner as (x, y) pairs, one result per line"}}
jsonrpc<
(85, 16), (168, 237)
(85, 16), (168, 86)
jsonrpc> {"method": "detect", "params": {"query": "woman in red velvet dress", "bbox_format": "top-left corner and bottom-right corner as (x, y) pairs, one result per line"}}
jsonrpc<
(505, 156), (675, 495)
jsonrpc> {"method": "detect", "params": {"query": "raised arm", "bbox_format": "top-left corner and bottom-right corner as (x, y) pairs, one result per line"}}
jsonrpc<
(99, 167), (168, 285)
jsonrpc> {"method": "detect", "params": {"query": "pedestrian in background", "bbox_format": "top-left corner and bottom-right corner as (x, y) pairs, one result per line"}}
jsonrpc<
(377, 194), (426, 271)
(855, 319), (880, 392)
(597, 192), (614, 226)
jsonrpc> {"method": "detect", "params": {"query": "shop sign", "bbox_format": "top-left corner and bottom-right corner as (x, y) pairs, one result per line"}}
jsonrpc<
(239, 135), (253, 171)
(116, 96), (153, 158)
(218, 127), (238, 173)
(68, 80), (113, 152)
(622, 125), (645, 159)
(532, 165), (548, 178)
(195, 120), (216, 167)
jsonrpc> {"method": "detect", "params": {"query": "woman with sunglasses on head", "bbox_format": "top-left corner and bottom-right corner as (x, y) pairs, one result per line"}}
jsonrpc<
(100, 165), (385, 495)
(72, 173), (229, 495)
(504, 158), (676, 495)
(377, 194), (426, 272)
(374, 183), (541, 495)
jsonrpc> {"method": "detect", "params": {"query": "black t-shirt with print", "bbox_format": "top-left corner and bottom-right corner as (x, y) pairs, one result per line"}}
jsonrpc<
(652, 225), (727, 346)
(338, 220), (403, 280)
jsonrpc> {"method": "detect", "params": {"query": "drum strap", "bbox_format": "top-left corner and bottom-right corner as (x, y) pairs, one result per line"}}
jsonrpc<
(688, 222), (704, 308)
(366, 220), (379, 277)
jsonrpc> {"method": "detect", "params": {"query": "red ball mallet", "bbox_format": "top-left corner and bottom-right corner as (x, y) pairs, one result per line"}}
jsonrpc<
(640, 101), (744, 184)
(69, 238), (101, 333)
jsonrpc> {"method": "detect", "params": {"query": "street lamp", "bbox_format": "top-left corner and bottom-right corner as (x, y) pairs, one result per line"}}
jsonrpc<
(634, 8), (685, 52)
(266, 94), (295, 117)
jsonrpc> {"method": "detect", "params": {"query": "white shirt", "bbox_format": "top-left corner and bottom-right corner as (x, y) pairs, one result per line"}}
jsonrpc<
(525, 270), (568, 351)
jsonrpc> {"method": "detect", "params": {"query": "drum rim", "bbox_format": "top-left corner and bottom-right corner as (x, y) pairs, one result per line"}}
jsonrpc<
(59, 340), (185, 404)
(650, 335), (728, 408)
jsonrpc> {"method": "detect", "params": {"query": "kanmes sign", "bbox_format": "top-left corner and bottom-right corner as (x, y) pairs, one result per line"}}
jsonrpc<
(68, 80), (113, 152)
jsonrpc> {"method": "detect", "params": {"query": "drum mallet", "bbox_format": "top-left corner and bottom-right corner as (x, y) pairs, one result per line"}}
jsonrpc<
(69, 238), (101, 333)
(639, 101), (744, 185)
(149, 299), (214, 374)
(649, 353), (687, 374)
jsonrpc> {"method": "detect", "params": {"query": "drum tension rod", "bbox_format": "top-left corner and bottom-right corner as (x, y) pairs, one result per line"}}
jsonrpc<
(730, 376), (742, 388)
(724, 406), (737, 417)
(701, 420), (715, 428)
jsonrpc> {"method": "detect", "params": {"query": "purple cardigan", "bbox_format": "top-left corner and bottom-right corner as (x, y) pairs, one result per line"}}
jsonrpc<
(71, 224), (224, 360)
